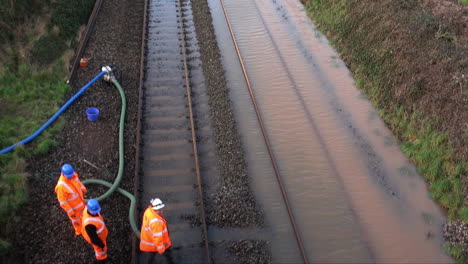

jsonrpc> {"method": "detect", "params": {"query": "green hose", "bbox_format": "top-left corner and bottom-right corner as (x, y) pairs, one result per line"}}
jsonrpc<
(82, 77), (140, 237)
(84, 179), (140, 237)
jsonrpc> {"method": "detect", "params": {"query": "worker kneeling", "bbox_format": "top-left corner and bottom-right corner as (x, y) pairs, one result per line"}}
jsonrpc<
(82, 199), (108, 262)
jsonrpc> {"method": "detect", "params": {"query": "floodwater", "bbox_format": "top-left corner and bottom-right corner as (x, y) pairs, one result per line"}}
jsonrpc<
(207, 0), (453, 262)
(139, 0), (216, 262)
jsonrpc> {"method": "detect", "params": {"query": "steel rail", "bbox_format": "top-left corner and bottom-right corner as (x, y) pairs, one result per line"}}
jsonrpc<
(247, 2), (375, 261)
(177, 0), (212, 262)
(218, 0), (309, 262)
(67, 0), (104, 84)
(132, 0), (149, 261)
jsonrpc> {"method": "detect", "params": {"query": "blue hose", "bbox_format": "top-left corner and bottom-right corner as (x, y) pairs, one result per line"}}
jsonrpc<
(0, 71), (107, 155)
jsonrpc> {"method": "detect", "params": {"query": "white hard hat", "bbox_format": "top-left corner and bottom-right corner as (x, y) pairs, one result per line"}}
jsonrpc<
(151, 198), (165, 210)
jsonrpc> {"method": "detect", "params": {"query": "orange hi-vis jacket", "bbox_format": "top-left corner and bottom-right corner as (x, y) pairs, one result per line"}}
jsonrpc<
(55, 173), (86, 217)
(82, 207), (108, 260)
(140, 206), (172, 253)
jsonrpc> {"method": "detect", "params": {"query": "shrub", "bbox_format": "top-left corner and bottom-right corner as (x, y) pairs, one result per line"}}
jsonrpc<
(30, 34), (68, 65)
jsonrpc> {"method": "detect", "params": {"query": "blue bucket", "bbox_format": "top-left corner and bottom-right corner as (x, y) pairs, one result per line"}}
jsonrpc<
(86, 108), (100, 122)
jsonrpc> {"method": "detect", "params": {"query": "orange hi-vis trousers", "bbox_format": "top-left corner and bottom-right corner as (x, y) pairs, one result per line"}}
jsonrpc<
(91, 245), (108, 261)
(68, 209), (84, 235)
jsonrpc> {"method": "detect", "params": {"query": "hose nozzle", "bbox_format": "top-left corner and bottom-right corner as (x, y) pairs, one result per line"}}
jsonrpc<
(102, 66), (115, 82)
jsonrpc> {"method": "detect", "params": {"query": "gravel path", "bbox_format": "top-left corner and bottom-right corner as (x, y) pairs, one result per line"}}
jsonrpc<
(190, 0), (269, 262)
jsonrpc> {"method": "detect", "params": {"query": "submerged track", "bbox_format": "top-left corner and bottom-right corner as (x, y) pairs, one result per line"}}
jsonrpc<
(137, 0), (317, 262)
(218, 0), (309, 263)
(137, 0), (212, 262)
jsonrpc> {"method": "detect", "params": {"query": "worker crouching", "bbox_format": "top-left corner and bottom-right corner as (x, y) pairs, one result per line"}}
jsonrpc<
(55, 164), (86, 235)
(82, 199), (109, 262)
(140, 198), (174, 264)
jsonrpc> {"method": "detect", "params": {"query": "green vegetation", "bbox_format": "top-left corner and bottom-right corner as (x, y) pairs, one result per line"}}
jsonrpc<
(2, 0), (94, 66)
(383, 107), (468, 220)
(30, 34), (69, 65)
(51, 0), (95, 39)
(0, 0), (95, 256)
(0, 0), (43, 43)
(445, 244), (468, 264)
(0, 63), (68, 255)
(303, 0), (467, 261)
(0, 64), (68, 150)
(304, 0), (467, 216)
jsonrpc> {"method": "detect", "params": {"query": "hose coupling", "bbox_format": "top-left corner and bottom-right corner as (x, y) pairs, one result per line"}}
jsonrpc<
(102, 66), (115, 82)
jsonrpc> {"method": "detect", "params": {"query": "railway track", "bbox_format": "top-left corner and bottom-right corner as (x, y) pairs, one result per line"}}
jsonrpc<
(137, 0), (214, 262)
(218, 0), (309, 263)
(135, 0), (308, 262)
(64, 0), (311, 261)
(50, 0), (456, 262)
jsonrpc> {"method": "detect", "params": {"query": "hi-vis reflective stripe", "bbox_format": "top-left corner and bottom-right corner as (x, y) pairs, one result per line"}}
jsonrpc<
(71, 218), (81, 223)
(96, 250), (107, 257)
(66, 208), (73, 214)
(152, 229), (168, 237)
(58, 181), (75, 194)
(67, 194), (78, 202)
(72, 203), (84, 210)
(157, 244), (168, 250)
(144, 217), (163, 232)
(149, 218), (164, 225)
(58, 181), (83, 207)
(60, 194), (78, 205)
(84, 218), (105, 233)
(97, 225), (105, 234)
(141, 240), (155, 246)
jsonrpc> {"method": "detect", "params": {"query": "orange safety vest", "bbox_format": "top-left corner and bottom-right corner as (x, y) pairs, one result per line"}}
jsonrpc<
(140, 206), (172, 253)
(54, 173), (86, 216)
(82, 207), (108, 260)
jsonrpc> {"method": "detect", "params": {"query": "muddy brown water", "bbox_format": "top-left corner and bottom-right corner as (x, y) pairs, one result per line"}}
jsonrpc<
(208, 0), (453, 262)
(139, 0), (218, 262)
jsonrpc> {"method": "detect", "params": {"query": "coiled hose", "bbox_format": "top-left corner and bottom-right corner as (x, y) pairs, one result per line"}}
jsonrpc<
(0, 70), (140, 237)
(82, 76), (140, 237)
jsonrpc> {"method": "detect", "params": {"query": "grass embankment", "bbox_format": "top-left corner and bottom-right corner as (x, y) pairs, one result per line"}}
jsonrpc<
(0, 0), (94, 254)
(302, 0), (468, 261)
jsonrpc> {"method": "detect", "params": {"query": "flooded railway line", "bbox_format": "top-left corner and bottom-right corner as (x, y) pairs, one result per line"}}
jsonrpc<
(135, 0), (454, 262)
(135, 0), (306, 262)
(207, 0), (453, 262)
(136, 0), (212, 262)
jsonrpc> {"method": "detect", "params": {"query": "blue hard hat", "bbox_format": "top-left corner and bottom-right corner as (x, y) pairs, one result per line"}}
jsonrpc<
(87, 199), (101, 214)
(61, 164), (74, 178)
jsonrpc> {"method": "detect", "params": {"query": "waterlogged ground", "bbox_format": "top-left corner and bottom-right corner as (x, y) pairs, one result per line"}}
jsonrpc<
(6, 0), (468, 263)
